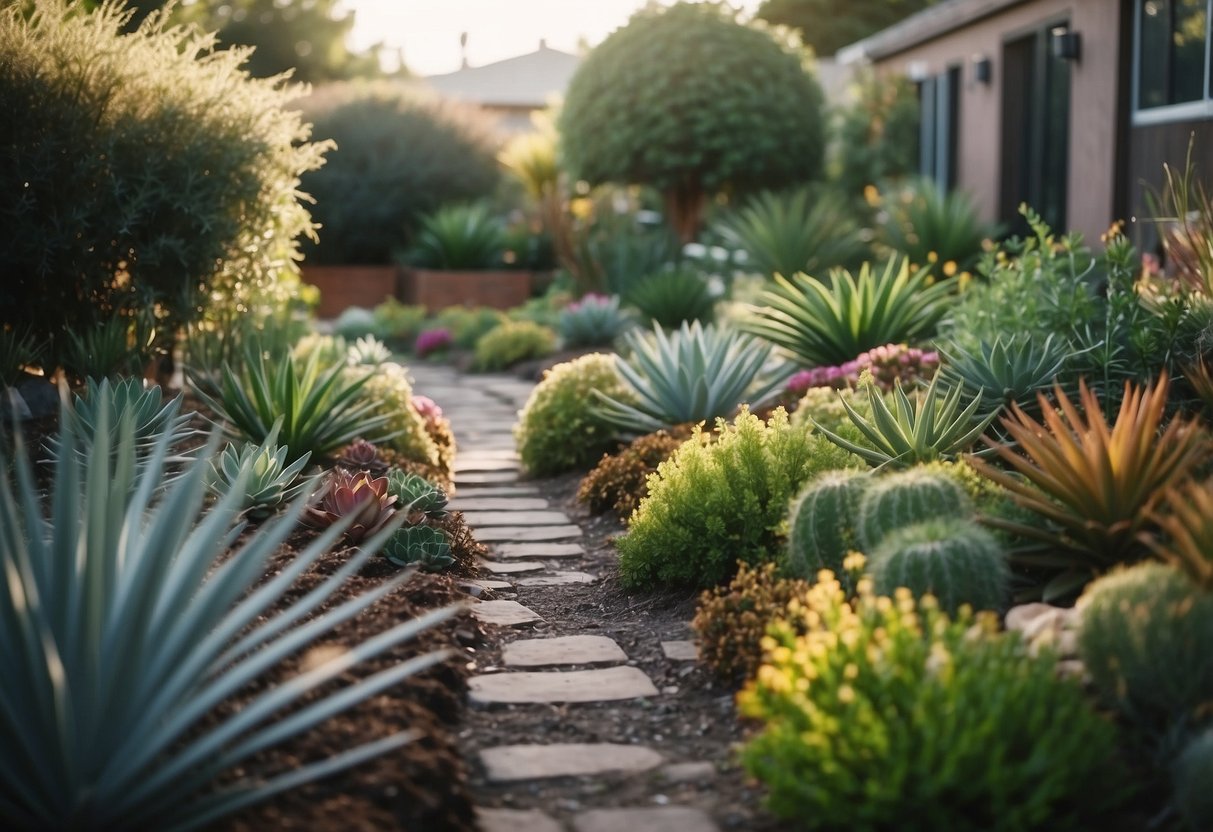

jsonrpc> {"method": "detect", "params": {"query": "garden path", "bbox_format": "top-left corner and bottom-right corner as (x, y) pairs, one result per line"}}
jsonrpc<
(409, 364), (724, 832)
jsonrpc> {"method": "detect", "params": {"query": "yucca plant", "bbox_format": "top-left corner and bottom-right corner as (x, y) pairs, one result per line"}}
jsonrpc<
(968, 375), (1209, 601)
(0, 384), (461, 830)
(624, 266), (718, 329)
(744, 258), (951, 367)
(1150, 480), (1213, 591)
(876, 178), (995, 279)
(208, 420), (314, 519)
(593, 320), (789, 434)
(0, 324), (45, 386)
(937, 334), (1072, 414)
(814, 372), (997, 469)
(58, 313), (157, 381)
(405, 202), (507, 270)
(346, 335), (392, 367)
(558, 293), (633, 348)
(714, 186), (869, 278)
(304, 469), (398, 544)
(189, 346), (391, 465)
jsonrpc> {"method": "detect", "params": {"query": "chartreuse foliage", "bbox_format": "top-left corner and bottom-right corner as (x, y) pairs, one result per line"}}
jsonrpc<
(0, 383), (459, 830)
(594, 321), (788, 434)
(471, 320), (557, 372)
(617, 408), (862, 589)
(515, 353), (634, 476)
(739, 574), (1126, 831)
(969, 375), (1208, 601)
(744, 259), (950, 367)
(1078, 562), (1213, 734)
(559, 1), (825, 237)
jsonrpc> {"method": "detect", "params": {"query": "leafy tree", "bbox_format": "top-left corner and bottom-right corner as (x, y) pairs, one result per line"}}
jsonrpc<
(757, 0), (938, 57)
(835, 70), (920, 195)
(559, 1), (826, 242)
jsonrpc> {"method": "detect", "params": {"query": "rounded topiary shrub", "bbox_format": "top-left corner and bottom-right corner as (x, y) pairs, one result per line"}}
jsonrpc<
(857, 466), (974, 551)
(471, 320), (557, 372)
(559, 1), (825, 240)
(1078, 562), (1213, 730)
(298, 82), (502, 265)
(0, 0), (326, 353)
(869, 517), (1009, 613)
(514, 353), (634, 477)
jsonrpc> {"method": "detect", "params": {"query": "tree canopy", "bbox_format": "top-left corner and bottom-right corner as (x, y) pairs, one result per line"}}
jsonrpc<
(559, 1), (826, 241)
(756, 0), (938, 57)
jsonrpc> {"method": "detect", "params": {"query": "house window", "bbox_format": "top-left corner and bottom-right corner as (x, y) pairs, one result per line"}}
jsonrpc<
(1134, 0), (1213, 123)
(918, 66), (961, 190)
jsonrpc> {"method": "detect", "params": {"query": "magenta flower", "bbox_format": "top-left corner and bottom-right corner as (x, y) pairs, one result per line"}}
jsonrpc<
(414, 327), (453, 358)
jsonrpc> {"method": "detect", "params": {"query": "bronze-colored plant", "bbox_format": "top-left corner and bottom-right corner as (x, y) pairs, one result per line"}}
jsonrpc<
(968, 373), (1208, 600)
(304, 469), (397, 544)
(335, 438), (390, 477)
(577, 427), (692, 516)
(1150, 480), (1213, 590)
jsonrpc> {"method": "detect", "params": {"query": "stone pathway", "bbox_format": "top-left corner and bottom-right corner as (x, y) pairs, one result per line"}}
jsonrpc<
(407, 363), (723, 832)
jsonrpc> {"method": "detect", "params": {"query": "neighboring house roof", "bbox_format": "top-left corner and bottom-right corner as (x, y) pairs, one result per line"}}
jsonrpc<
(837, 0), (1031, 64)
(422, 43), (580, 109)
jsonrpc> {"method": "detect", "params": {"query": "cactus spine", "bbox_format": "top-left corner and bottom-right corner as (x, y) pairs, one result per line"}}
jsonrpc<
(857, 466), (974, 551)
(1078, 562), (1213, 727)
(787, 469), (870, 578)
(869, 517), (1008, 613)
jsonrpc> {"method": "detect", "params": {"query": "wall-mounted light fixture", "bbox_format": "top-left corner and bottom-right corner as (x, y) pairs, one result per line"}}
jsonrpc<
(1051, 27), (1081, 61)
(972, 54), (992, 85)
(906, 60), (930, 82)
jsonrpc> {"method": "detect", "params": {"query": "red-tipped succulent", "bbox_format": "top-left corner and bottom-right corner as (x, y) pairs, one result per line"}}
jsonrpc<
(335, 438), (390, 477)
(304, 469), (397, 544)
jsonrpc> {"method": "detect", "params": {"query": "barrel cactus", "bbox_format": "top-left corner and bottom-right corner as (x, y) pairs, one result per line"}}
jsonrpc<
(382, 524), (454, 572)
(1174, 728), (1213, 832)
(857, 466), (974, 551)
(786, 469), (870, 578)
(1078, 562), (1213, 729)
(869, 517), (1009, 613)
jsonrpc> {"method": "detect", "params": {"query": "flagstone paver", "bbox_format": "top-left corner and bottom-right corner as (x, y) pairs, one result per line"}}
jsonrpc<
(661, 641), (699, 661)
(448, 497), (550, 511)
(454, 459), (522, 474)
(515, 571), (598, 587)
(480, 560), (546, 574)
(472, 600), (543, 627)
(450, 485), (542, 498)
(455, 471), (525, 485)
(475, 525), (583, 542)
(491, 542), (586, 559)
(460, 579), (514, 592)
(460, 510), (572, 527)
(660, 762), (717, 784)
(502, 635), (628, 667)
(477, 807), (563, 832)
(572, 807), (719, 832)
(469, 666), (658, 705)
(479, 743), (665, 782)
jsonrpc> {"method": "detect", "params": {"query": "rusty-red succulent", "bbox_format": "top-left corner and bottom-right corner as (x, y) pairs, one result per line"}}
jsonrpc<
(304, 469), (397, 544)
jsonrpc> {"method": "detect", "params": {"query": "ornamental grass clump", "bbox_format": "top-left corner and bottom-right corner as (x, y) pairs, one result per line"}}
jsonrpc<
(0, 384), (460, 830)
(739, 574), (1127, 831)
(617, 408), (862, 589)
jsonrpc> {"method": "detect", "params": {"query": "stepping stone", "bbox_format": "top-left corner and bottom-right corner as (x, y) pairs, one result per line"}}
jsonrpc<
(451, 485), (541, 498)
(516, 571), (597, 587)
(493, 542), (586, 559)
(461, 510), (572, 527)
(448, 497), (550, 511)
(472, 600), (543, 627)
(458, 448), (520, 459)
(661, 640), (699, 661)
(480, 560), (545, 574)
(456, 471), (522, 485)
(503, 635), (627, 667)
(572, 807), (719, 832)
(455, 459), (522, 474)
(460, 579), (514, 592)
(469, 666), (658, 705)
(479, 743), (664, 782)
(660, 762), (716, 784)
(476, 525), (583, 542)
(477, 807), (562, 832)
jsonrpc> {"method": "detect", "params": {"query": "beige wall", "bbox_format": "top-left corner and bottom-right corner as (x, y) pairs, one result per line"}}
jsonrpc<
(873, 0), (1124, 243)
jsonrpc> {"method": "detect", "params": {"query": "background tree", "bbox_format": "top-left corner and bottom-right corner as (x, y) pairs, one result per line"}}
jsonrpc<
(834, 70), (920, 195)
(558, 1), (826, 242)
(757, 0), (938, 57)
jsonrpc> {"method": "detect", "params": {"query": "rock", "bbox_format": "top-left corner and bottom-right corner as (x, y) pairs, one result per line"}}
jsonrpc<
(479, 743), (664, 782)
(516, 571), (598, 587)
(469, 666), (658, 705)
(449, 497), (550, 511)
(475, 525), (584, 543)
(477, 808), (562, 832)
(472, 600), (543, 627)
(492, 542), (586, 559)
(660, 762), (716, 784)
(461, 510), (573, 527)
(661, 641), (699, 661)
(503, 635), (628, 667)
(1004, 602), (1064, 633)
(572, 807), (719, 832)
(480, 560), (545, 574)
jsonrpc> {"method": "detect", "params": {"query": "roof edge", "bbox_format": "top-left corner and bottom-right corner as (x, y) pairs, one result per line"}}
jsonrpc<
(837, 0), (1031, 64)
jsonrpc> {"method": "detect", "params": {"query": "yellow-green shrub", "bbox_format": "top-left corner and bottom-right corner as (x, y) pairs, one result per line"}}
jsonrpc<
(514, 353), (633, 476)
(617, 408), (862, 589)
(740, 574), (1127, 830)
(472, 319), (557, 371)
(354, 364), (439, 468)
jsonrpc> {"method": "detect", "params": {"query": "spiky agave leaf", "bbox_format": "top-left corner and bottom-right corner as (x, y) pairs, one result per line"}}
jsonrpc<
(967, 374), (1209, 601)
(937, 334), (1071, 413)
(208, 418), (314, 518)
(346, 335), (392, 367)
(1146, 480), (1213, 591)
(593, 320), (789, 434)
(0, 382), (463, 830)
(814, 372), (997, 468)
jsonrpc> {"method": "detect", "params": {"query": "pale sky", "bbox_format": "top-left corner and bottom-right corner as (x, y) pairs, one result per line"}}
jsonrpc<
(344, 0), (764, 77)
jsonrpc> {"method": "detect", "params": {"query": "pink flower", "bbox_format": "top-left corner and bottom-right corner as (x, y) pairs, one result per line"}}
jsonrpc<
(414, 328), (453, 358)
(412, 395), (443, 421)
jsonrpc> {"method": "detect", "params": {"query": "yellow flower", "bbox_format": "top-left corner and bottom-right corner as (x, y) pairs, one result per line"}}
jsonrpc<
(942, 260), (957, 277)
(927, 251), (939, 264)
(837, 684), (855, 704)
(958, 271), (973, 292)
(863, 184), (881, 206)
